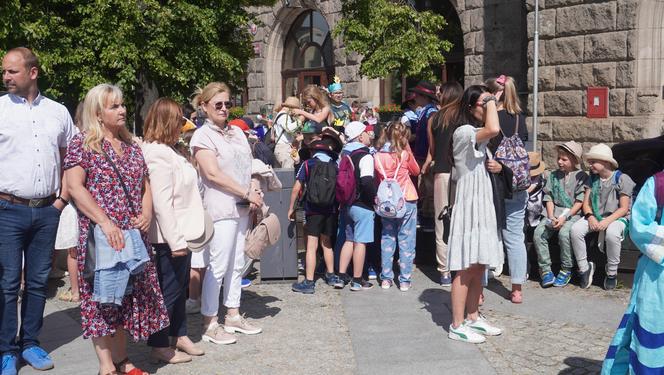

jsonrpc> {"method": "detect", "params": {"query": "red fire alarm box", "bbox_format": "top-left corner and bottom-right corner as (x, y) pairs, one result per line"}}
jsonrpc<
(587, 87), (609, 118)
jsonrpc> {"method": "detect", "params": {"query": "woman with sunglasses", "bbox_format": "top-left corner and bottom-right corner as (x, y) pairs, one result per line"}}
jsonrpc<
(190, 82), (264, 346)
(446, 85), (504, 344)
(141, 98), (205, 364)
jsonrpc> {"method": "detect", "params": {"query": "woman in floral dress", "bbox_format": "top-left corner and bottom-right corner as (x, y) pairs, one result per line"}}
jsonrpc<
(65, 84), (168, 375)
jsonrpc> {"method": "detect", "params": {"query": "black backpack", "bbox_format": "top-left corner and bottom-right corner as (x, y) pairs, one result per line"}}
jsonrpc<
(304, 159), (337, 207)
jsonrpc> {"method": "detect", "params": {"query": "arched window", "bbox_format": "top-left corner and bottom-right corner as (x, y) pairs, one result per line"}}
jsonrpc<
(282, 10), (334, 99)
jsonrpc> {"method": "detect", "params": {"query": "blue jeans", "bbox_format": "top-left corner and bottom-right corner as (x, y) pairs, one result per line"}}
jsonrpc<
(380, 202), (417, 283)
(0, 200), (61, 354)
(148, 244), (191, 348)
(502, 190), (528, 284)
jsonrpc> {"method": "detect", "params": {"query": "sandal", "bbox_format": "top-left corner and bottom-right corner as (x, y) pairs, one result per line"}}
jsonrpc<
(510, 290), (523, 304)
(57, 288), (80, 303)
(114, 357), (149, 375)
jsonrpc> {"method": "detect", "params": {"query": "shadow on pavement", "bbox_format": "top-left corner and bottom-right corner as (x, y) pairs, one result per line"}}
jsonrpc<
(236, 290), (282, 319)
(38, 307), (82, 353)
(486, 276), (511, 300)
(418, 288), (452, 332)
(558, 357), (604, 374)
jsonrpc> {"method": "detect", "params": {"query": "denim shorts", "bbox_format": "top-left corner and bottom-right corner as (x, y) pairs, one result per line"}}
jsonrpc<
(344, 205), (375, 244)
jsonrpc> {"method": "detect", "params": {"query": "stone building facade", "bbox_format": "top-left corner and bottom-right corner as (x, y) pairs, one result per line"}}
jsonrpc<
(246, 0), (663, 163)
(527, 0), (664, 165)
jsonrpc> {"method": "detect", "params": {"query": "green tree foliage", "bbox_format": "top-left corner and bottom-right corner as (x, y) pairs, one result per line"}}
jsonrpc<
(333, 0), (453, 81)
(0, 0), (276, 112)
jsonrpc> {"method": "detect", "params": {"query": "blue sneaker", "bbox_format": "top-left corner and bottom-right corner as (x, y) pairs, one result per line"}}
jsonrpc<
(440, 272), (452, 287)
(241, 278), (252, 288)
(367, 267), (377, 280)
(1, 353), (18, 375)
(349, 279), (373, 291)
(292, 279), (315, 294)
(540, 272), (555, 288)
(21, 346), (53, 371)
(553, 270), (572, 287)
(324, 273), (340, 286)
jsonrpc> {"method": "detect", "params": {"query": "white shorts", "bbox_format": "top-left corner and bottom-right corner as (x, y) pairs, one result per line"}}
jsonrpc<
(191, 245), (210, 268)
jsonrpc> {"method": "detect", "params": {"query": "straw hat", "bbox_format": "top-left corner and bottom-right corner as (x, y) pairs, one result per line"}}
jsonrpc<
(585, 143), (619, 169)
(281, 96), (301, 109)
(556, 141), (583, 167)
(528, 152), (546, 176)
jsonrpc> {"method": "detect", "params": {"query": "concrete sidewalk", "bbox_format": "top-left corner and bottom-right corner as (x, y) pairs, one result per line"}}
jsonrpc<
(19, 266), (629, 374)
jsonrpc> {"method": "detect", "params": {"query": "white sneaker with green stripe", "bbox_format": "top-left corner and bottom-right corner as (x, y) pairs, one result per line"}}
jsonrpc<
(448, 322), (486, 344)
(465, 316), (503, 336)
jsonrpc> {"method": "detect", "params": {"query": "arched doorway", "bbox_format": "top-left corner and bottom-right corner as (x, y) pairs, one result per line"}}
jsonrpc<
(281, 10), (334, 100)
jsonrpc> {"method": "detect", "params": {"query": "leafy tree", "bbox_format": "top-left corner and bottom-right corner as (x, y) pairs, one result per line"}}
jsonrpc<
(0, 0), (275, 127)
(333, 0), (452, 81)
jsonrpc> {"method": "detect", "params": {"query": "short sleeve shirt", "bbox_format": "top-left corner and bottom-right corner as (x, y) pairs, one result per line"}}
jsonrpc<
(190, 123), (253, 220)
(594, 171), (636, 217)
(543, 169), (589, 217)
(0, 93), (76, 198)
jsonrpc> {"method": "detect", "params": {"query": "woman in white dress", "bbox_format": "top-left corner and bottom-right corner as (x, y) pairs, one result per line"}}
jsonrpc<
(446, 85), (504, 344)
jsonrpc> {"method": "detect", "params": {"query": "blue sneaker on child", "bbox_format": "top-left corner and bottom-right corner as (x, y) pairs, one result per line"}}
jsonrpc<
(367, 267), (377, 280)
(241, 278), (252, 288)
(440, 272), (452, 287)
(292, 279), (315, 294)
(553, 270), (572, 287)
(324, 273), (340, 286)
(1, 353), (17, 375)
(540, 272), (555, 288)
(21, 346), (53, 371)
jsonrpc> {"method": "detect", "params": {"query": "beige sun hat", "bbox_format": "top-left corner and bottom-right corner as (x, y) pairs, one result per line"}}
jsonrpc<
(585, 143), (619, 169)
(528, 152), (546, 176)
(281, 96), (301, 109)
(556, 141), (583, 167)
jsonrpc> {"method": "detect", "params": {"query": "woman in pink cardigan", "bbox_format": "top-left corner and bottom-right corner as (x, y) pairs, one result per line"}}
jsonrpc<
(373, 121), (421, 291)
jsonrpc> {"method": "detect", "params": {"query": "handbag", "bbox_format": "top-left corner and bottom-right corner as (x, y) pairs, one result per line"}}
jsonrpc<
(245, 210), (281, 260)
(82, 150), (147, 283)
(437, 169), (454, 244)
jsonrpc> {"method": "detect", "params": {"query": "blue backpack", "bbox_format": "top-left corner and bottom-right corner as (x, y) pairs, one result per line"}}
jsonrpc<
(374, 152), (407, 218)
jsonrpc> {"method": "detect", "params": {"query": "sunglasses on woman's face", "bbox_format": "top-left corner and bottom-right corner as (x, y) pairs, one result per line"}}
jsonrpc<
(211, 101), (233, 111)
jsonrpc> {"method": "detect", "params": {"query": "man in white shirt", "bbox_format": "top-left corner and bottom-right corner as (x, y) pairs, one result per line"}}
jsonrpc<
(0, 47), (75, 374)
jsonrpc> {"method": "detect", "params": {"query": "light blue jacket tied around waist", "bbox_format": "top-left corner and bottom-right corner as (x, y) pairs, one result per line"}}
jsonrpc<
(91, 226), (149, 306)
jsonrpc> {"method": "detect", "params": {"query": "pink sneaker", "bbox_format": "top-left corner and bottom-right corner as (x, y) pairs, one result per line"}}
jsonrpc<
(224, 314), (262, 335)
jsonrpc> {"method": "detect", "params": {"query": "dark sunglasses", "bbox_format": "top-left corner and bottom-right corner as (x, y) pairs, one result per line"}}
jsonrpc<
(211, 101), (233, 111)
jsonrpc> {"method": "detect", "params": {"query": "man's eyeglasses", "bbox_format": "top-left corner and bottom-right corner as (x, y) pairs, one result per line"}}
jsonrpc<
(211, 101), (233, 111)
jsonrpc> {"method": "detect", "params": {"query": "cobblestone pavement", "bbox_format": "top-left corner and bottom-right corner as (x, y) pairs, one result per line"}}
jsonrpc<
(31, 263), (630, 375)
(477, 277), (630, 375)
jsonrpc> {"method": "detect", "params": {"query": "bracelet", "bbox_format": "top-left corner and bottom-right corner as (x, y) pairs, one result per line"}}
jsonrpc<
(56, 196), (69, 206)
(482, 95), (497, 106)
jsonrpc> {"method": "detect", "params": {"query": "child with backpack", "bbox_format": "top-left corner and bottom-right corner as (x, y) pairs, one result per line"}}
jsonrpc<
(601, 170), (664, 373)
(533, 141), (588, 288)
(334, 121), (377, 291)
(287, 134), (342, 294)
(571, 143), (635, 290)
(373, 122), (420, 291)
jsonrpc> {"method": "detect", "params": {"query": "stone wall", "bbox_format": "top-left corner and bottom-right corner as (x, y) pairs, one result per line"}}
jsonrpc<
(245, 0), (380, 116)
(525, 0), (664, 167)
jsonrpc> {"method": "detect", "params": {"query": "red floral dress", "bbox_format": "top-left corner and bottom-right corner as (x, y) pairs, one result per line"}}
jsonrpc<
(64, 133), (169, 340)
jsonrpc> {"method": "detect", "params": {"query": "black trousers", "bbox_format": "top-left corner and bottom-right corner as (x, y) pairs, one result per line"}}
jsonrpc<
(147, 244), (191, 348)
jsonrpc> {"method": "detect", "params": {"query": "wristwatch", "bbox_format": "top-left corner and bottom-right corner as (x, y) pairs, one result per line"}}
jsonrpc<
(482, 95), (497, 106)
(584, 213), (592, 219)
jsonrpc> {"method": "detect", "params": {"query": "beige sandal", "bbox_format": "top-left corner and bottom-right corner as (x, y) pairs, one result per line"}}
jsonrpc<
(57, 288), (80, 303)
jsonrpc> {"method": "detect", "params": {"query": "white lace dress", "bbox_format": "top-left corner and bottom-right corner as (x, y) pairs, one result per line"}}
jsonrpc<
(446, 125), (503, 271)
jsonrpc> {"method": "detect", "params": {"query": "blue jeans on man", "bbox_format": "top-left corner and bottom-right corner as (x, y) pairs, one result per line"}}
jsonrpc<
(0, 200), (60, 358)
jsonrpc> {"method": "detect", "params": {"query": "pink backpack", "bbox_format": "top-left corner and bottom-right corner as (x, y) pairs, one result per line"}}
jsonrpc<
(336, 148), (369, 207)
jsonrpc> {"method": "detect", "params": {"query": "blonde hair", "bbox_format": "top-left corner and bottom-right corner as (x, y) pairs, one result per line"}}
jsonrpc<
(81, 84), (132, 153)
(486, 75), (522, 115)
(301, 85), (328, 110)
(375, 121), (411, 160)
(191, 82), (231, 115)
(143, 98), (183, 146)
